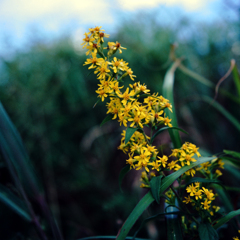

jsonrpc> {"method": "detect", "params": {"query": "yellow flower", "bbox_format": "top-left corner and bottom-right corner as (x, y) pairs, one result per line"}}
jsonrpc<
(95, 88), (109, 102)
(201, 199), (211, 210)
(157, 155), (168, 168)
(125, 67), (136, 81)
(150, 161), (161, 171)
(117, 87), (135, 105)
(168, 161), (177, 170)
(183, 195), (191, 204)
(94, 61), (110, 80)
(194, 190), (203, 200)
(186, 184), (197, 197)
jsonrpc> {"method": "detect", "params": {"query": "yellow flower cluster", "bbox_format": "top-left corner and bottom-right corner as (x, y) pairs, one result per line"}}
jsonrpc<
(167, 142), (201, 177)
(196, 159), (224, 178)
(82, 26), (172, 130)
(83, 26), (175, 174)
(183, 182), (220, 216)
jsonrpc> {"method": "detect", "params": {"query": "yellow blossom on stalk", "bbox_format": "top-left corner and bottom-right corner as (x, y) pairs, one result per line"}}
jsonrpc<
(215, 169), (222, 177)
(202, 187), (215, 201)
(218, 159), (225, 169)
(179, 151), (196, 166)
(157, 155), (168, 168)
(82, 33), (95, 48)
(146, 145), (158, 155)
(86, 42), (99, 56)
(134, 148), (151, 172)
(137, 82), (150, 94)
(185, 168), (196, 177)
(201, 199), (211, 210)
(194, 189), (203, 200)
(130, 142), (142, 154)
(126, 153), (136, 169)
(188, 143), (201, 157)
(174, 164), (181, 171)
(123, 67), (136, 81)
(94, 61), (110, 80)
(96, 31), (110, 44)
(158, 115), (172, 127)
(151, 161), (161, 171)
(83, 52), (104, 69)
(96, 87), (109, 102)
(168, 161), (178, 170)
(186, 184), (197, 196)
(233, 237), (239, 240)
(128, 110), (145, 128)
(213, 205), (220, 212)
(183, 195), (191, 204)
(109, 57), (128, 73)
(117, 87), (135, 105)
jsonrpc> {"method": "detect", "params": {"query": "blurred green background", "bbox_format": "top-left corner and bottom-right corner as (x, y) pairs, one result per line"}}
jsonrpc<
(0, 11), (240, 239)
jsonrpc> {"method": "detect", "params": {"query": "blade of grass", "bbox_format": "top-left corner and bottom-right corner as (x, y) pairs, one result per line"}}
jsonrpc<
(178, 63), (240, 105)
(213, 209), (240, 230)
(0, 102), (41, 195)
(116, 191), (155, 240)
(198, 96), (240, 132)
(0, 184), (31, 222)
(162, 60), (182, 148)
(232, 63), (240, 97)
(0, 102), (63, 240)
(150, 126), (188, 144)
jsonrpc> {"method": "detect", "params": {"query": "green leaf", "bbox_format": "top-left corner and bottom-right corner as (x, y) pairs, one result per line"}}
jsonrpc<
(100, 114), (114, 126)
(116, 191), (154, 240)
(162, 62), (182, 148)
(117, 157), (214, 240)
(183, 177), (221, 188)
(119, 165), (131, 192)
(0, 102), (41, 196)
(125, 127), (138, 144)
(213, 209), (240, 230)
(198, 223), (219, 240)
(215, 187), (234, 213)
(232, 64), (240, 98)
(223, 150), (240, 159)
(0, 184), (31, 222)
(200, 96), (240, 132)
(160, 157), (215, 193)
(150, 126), (188, 144)
(150, 175), (163, 204)
(178, 63), (240, 104)
(133, 211), (182, 239)
(221, 156), (240, 168)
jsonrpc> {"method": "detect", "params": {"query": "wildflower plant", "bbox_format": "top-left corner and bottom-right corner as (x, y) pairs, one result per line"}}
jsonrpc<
(83, 26), (240, 240)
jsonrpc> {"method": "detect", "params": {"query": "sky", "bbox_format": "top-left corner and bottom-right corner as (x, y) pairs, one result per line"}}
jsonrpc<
(0, 0), (238, 56)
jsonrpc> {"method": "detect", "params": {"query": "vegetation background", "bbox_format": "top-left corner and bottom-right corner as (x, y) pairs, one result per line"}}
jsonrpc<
(0, 4), (240, 239)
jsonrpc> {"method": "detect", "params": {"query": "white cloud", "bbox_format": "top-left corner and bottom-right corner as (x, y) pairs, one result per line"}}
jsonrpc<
(0, 0), (114, 27)
(118, 0), (214, 11)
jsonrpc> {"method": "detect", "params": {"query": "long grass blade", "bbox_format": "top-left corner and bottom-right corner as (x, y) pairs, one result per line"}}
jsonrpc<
(232, 63), (240, 97)
(0, 102), (41, 195)
(213, 209), (240, 230)
(0, 184), (31, 222)
(178, 63), (240, 104)
(116, 191), (155, 240)
(162, 61), (182, 148)
(199, 96), (240, 132)
(0, 102), (63, 240)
